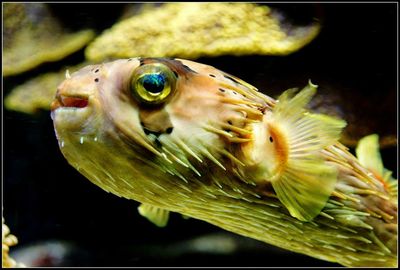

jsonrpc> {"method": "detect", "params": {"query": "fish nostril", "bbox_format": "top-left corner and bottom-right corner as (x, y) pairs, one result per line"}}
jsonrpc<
(166, 127), (173, 134)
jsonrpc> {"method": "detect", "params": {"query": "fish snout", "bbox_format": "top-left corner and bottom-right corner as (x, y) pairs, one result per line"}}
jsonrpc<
(51, 81), (90, 111)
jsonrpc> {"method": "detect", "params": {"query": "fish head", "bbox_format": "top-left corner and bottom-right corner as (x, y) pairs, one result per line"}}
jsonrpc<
(50, 58), (267, 199)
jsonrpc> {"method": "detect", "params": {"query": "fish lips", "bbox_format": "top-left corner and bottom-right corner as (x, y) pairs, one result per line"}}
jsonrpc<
(51, 94), (94, 131)
(51, 95), (89, 111)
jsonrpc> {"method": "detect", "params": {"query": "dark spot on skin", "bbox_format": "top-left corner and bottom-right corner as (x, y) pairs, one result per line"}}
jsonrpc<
(227, 120), (233, 125)
(139, 58), (145, 66)
(94, 69), (99, 73)
(209, 74), (216, 78)
(219, 88), (225, 92)
(269, 136), (273, 143)
(128, 58), (133, 61)
(233, 92), (237, 95)
(166, 127), (174, 134)
(94, 78), (99, 82)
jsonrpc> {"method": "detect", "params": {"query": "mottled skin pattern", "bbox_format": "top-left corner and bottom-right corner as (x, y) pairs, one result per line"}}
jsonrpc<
(51, 58), (397, 267)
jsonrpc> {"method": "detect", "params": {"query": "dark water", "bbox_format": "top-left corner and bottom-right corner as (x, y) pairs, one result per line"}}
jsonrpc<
(3, 3), (397, 267)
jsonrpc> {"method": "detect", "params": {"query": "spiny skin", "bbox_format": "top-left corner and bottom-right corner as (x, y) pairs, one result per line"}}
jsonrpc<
(51, 58), (397, 267)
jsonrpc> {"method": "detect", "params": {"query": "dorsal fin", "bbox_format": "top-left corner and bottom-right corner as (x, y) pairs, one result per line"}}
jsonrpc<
(356, 134), (397, 200)
(266, 81), (347, 221)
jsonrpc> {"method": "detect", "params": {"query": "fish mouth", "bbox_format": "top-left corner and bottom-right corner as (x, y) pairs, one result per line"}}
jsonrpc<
(50, 93), (93, 130)
(51, 94), (89, 111)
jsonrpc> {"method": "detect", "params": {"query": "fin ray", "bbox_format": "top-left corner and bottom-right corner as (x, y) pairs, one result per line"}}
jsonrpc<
(268, 81), (346, 221)
(272, 159), (338, 221)
(138, 203), (170, 227)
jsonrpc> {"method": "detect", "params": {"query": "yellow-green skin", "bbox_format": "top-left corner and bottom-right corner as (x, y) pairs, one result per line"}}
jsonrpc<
(51, 58), (397, 267)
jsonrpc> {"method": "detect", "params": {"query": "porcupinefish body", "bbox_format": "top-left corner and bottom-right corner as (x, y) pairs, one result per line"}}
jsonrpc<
(51, 58), (397, 267)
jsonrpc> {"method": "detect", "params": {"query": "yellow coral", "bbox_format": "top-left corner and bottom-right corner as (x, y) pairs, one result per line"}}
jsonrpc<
(85, 3), (320, 61)
(3, 3), (94, 77)
(5, 63), (90, 114)
(2, 217), (24, 268)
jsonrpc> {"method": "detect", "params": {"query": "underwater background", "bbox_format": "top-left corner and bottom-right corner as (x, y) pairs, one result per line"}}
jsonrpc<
(3, 3), (397, 267)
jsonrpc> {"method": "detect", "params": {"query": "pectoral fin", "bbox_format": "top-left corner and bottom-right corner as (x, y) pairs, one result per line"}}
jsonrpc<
(138, 203), (170, 227)
(267, 81), (346, 221)
(272, 159), (338, 221)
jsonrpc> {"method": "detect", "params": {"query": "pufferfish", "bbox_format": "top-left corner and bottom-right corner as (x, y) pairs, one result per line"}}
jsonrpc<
(50, 58), (397, 267)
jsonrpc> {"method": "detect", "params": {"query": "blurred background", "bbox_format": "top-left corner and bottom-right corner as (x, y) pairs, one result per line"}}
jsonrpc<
(3, 3), (397, 267)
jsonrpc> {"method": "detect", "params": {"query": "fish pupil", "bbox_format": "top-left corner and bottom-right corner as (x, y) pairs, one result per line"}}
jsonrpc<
(142, 74), (165, 94)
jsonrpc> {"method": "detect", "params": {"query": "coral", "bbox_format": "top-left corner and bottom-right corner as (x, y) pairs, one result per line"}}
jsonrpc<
(85, 3), (320, 61)
(2, 217), (24, 268)
(4, 63), (90, 114)
(3, 3), (94, 77)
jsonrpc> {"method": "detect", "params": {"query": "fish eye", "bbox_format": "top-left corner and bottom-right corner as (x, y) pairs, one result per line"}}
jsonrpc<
(130, 63), (177, 104)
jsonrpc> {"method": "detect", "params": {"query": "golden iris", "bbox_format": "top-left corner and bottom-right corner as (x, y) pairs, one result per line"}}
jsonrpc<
(130, 63), (176, 104)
